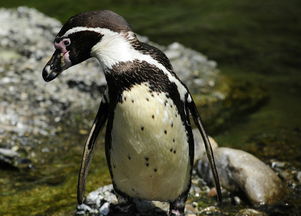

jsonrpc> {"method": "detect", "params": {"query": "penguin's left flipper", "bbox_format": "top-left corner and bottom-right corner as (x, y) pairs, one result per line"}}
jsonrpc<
(77, 97), (109, 204)
(186, 94), (222, 204)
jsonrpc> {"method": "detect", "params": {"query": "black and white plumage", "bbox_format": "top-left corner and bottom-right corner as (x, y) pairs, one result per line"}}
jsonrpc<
(42, 10), (221, 216)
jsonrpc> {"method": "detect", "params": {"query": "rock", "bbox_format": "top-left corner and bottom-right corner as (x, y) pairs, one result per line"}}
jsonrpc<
(235, 208), (268, 216)
(197, 147), (287, 205)
(270, 160), (286, 169)
(0, 7), (107, 138)
(296, 171), (301, 183)
(0, 148), (19, 158)
(193, 128), (218, 164)
(0, 147), (19, 168)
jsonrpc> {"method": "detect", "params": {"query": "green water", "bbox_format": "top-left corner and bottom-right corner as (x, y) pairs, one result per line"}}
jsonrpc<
(1, 0), (301, 215)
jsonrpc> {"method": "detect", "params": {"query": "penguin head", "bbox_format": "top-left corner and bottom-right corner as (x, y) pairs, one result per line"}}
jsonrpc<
(42, 10), (131, 82)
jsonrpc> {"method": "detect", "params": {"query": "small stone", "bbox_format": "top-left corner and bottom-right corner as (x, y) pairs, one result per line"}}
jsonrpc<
(271, 160), (286, 169)
(199, 206), (221, 215)
(235, 208), (268, 216)
(0, 148), (19, 157)
(185, 203), (197, 215)
(41, 147), (50, 153)
(233, 196), (241, 205)
(207, 187), (217, 197)
(296, 171), (301, 183)
(99, 202), (110, 215)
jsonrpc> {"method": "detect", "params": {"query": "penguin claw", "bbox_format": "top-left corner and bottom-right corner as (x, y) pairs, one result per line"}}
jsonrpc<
(169, 209), (184, 216)
(110, 202), (137, 215)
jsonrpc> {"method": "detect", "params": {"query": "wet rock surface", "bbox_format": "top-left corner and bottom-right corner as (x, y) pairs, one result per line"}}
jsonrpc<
(197, 147), (287, 205)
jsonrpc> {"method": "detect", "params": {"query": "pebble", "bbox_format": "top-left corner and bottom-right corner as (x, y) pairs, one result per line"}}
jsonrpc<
(199, 206), (222, 215)
(99, 202), (110, 215)
(296, 171), (301, 183)
(0, 148), (19, 158)
(233, 196), (242, 205)
(271, 160), (286, 169)
(235, 208), (268, 216)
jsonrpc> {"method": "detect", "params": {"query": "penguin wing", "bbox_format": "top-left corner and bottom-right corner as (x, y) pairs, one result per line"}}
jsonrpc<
(77, 96), (109, 204)
(186, 94), (222, 203)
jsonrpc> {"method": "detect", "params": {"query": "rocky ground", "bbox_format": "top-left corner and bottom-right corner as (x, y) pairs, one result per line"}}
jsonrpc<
(0, 6), (300, 216)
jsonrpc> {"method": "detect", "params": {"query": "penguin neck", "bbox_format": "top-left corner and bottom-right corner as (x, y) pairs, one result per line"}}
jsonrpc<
(91, 30), (140, 71)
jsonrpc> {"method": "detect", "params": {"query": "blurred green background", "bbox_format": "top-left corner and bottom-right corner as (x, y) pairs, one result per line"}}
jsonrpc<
(2, 0), (300, 75)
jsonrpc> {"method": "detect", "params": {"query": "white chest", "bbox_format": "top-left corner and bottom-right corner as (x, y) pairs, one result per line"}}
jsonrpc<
(109, 83), (191, 202)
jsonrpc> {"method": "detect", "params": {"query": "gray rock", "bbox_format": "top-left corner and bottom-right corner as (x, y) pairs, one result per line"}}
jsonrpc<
(270, 160), (286, 169)
(0, 147), (20, 168)
(164, 42), (219, 93)
(296, 171), (301, 183)
(197, 147), (287, 205)
(76, 185), (117, 216)
(193, 128), (218, 164)
(0, 7), (106, 138)
(0, 148), (19, 158)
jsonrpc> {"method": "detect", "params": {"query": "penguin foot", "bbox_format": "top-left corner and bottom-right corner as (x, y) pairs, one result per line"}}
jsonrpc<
(109, 202), (137, 216)
(169, 209), (184, 216)
(169, 193), (187, 216)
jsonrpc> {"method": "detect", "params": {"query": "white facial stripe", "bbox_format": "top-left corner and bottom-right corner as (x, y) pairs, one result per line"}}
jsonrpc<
(62, 26), (106, 37)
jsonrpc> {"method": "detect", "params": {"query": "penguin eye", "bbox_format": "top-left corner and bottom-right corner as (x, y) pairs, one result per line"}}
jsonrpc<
(63, 38), (71, 46)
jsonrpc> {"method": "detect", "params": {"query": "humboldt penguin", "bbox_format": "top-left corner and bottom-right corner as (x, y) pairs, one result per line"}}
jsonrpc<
(42, 10), (221, 216)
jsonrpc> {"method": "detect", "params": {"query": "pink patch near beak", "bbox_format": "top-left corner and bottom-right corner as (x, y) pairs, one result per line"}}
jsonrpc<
(54, 39), (72, 69)
(62, 51), (72, 68)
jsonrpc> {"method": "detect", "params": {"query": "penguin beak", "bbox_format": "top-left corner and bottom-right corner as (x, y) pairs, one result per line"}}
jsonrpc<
(42, 49), (71, 82)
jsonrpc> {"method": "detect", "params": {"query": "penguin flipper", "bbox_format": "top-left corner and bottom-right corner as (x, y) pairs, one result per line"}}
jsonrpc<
(187, 95), (222, 203)
(77, 98), (109, 204)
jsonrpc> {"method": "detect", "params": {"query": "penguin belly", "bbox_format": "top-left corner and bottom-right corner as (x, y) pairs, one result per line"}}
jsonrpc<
(109, 83), (191, 202)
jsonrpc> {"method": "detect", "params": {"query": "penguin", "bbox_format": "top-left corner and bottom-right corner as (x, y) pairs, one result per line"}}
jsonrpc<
(42, 10), (221, 216)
